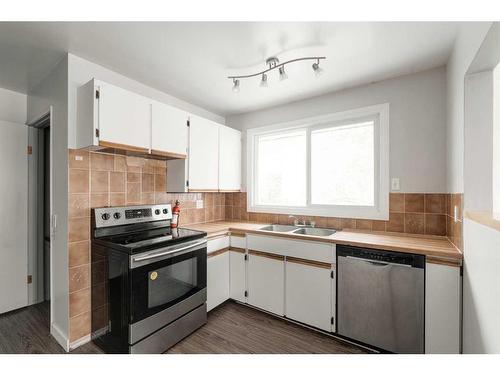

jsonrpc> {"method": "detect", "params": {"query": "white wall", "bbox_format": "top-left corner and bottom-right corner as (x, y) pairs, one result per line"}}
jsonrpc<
(493, 64), (500, 213)
(0, 87), (26, 123)
(464, 71), (494, 211)
(446, 23), (492, 194)
(67, 53), (225, 149)
(27, 56), (69, 351)
(227, 67), (447, 193)
(463, 218), (500, 353)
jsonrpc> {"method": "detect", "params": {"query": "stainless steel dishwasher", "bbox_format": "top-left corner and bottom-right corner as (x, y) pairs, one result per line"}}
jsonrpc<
(337, 245), (425, 353)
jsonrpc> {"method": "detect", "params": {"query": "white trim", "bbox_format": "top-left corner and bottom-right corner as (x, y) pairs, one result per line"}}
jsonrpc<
(69, 333), (91, 351)
(246, 103), (390, 220)
(51, 322), (70, 352)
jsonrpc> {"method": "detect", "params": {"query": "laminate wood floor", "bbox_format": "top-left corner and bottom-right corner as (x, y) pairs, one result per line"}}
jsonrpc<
(0, 301), (367, 354)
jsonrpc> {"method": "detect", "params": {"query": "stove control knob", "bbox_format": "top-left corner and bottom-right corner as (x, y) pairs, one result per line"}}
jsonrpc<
(154, 209), (161, 215)
(101, 213), (111, 221)
(113, 212), (121, 220)
(163, 208), (168, 214)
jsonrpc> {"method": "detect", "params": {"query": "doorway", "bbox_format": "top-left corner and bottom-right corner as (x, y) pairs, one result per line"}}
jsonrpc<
(27, 112), (52, 310)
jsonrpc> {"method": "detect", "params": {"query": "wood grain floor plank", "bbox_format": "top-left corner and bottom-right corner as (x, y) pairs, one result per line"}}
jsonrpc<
(0, 301), (367, 354)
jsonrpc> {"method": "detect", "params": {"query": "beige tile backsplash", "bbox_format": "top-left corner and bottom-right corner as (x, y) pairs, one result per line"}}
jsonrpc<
(67, 148), (462, 343)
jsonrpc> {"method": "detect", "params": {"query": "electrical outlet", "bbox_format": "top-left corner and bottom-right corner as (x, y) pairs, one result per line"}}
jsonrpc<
(196, 199), (204, 209)
(391, 178), (400, 191)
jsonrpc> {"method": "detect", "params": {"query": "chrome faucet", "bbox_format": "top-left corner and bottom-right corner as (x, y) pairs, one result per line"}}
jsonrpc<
(289, 215), (316, 228)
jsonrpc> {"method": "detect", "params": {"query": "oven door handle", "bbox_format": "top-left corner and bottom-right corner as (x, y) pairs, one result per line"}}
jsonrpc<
(132, 240), (207, 263)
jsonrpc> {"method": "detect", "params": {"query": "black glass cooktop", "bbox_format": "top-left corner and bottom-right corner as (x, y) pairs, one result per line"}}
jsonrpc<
(102, 226), (206, 251)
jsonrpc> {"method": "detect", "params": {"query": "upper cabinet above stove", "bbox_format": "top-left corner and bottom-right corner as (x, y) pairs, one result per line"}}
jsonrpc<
(76, 78), (188, 159)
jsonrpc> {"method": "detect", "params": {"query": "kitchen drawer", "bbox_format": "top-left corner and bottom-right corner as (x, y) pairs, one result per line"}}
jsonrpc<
(247, 234), (335, 263)
(207, 235), (230, 255)
(230, 233), (246, 249)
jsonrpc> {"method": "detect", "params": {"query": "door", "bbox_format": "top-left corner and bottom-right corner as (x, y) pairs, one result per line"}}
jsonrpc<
(247, 251), (284, 315)
(207, 251), (229, 311)
(218, 125), (241, 191)
(130, 243), (207, 323)
(229, 249), (246, 302)
(97, 81), (151, 151)
(151, 101), (188, 157)
(188, 115), (219, 190)
(285, 259), (332, 332)
(0, 121), (28, 314)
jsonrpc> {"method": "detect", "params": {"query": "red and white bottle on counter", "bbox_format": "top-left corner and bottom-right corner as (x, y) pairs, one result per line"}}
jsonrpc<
(171, 200), (181, 228)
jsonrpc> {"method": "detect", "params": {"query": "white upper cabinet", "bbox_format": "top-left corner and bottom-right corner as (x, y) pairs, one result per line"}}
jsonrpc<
(218, 125), (241, 191)
(151, 101), (189, 157)
(97, 80), (151, 150)
(188, 115), (219, 190)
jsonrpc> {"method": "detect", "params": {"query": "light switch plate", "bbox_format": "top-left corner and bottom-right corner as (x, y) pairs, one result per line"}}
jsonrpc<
(391, 178), (400, 191)
(196, 199), (204, 209)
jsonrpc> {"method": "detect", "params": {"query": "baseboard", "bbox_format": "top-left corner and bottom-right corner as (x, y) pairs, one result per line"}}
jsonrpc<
(51, 322), (69, 352)
(69, 334), (91, 351)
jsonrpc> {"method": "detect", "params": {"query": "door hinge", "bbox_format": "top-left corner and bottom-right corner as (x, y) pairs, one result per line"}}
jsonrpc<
(331, 316), (334, 325)
(27, 275), (32, 284)
(187, 120), (190, 127)
(95, 128), (100, 138)
(244, 254), (248, 261)
(95, 90), (100, 99)
(331, 270), (334, 279)
(244, 291), (248, 298)
(27, 145), (32, 155)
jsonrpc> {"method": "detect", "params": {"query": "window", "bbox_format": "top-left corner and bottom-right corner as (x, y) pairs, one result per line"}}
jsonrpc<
(247, 104), (389, 220)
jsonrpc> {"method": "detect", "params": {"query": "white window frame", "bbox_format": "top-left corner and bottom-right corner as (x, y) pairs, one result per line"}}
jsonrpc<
(247, 103), (389, 220)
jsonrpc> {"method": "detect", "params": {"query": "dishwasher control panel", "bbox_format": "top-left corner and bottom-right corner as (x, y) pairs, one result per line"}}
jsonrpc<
(336, 245), (425, 268)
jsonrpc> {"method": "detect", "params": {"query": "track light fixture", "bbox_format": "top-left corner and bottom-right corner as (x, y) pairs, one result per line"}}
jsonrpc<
(228, 55), (326, 92)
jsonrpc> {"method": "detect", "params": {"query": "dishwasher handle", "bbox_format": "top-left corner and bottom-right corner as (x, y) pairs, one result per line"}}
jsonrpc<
(345, 255), (412, 268)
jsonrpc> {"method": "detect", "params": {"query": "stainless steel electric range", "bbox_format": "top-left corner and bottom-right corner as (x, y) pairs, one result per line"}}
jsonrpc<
(90, 204), (207, 354)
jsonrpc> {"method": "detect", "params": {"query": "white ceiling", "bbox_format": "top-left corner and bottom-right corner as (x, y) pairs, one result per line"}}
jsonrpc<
(0, 22), (460, 116)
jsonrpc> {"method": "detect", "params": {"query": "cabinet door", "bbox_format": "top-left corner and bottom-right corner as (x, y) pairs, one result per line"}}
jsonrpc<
(207, 251), (230, 312)
(247, 252), (284, 315)
(188, 115), (219, 190)
(151, 101), (188, 157)
(218, 125), (241, 191)
(97, 81), (151, 151)
(425, 262), (461, 353)
(229, 249), (246, 302)
(285, 259), (333, 332)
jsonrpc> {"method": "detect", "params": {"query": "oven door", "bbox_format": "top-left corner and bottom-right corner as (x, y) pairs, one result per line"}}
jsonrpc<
(129, 239), (207, 324)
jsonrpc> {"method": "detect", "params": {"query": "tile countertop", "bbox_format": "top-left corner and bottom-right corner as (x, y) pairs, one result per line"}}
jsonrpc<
(183, 221), (462, 265)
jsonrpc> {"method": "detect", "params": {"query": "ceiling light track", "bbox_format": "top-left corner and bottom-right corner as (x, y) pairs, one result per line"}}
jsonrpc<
(228, 56), (326, 91)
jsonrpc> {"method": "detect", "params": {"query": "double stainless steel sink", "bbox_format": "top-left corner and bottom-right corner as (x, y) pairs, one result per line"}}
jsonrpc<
(259, 224), (337, 237)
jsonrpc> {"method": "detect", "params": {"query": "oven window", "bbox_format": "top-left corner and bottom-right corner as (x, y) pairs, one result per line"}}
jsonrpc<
(148, 258), (198, 308)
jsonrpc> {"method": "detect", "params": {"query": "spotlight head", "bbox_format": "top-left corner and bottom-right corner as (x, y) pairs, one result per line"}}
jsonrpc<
(312, 61), (324, 76)
(232, 79), (240, 93)
(260, 73), (268, 88)
(279, 66), (288, 81)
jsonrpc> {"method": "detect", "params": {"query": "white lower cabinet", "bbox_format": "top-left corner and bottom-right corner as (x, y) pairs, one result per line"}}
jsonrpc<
(207, 250), (230, 312)
(425, 262), (461, 353)
(247, 252), (285, 316)
(285, 260), (333, 332)
(229, 249), (247, 303)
